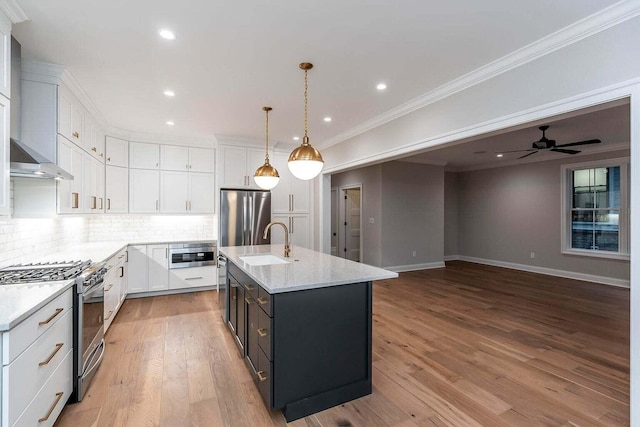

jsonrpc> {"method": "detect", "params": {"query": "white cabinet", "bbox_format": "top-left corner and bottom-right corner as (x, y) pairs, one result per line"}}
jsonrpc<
(129, 142), (159, 169)
(148, 244), (169, 292)
(104, 248), (127, 332)
(160, 145), (215, 173)
(160, 170), (214, 214)
(218, 145), (265, 188)
(0, 12), (10, 99)
(58, 86), (84, 148)
(272, 213), (311, 250)
(0, 95), (8, 216)
(105, 165), (128, 213)
(83, 155), (104, 213)
(129, 169), (159, 213)
(127, 245), (148, 294)
(1, 288), (73, 427)
(57, 137), (84, 213)
(83, 115), (105, 162)
(105, 136), (128, 167)
(271, 151), (311, 213)
(168, 266), (215, 290)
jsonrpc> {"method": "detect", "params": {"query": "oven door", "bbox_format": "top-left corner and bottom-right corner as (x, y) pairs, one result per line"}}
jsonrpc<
(76, 280), (105, 401)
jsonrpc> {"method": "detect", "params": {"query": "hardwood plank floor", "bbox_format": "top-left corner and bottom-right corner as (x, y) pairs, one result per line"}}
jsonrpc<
(54, 261), (629, 426)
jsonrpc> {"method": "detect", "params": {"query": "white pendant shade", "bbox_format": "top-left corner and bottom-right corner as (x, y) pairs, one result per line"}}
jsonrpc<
(288, 159), (323, 180)
(254, 174), (280, 190)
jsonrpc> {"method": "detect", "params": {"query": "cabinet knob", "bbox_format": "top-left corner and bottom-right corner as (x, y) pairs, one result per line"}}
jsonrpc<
(91, 147), (97, 152)
(107, 157), (111, 162)
(73, 131), (79, 138)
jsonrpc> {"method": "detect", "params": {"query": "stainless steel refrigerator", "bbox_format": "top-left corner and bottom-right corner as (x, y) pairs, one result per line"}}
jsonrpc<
(218, 189), (271, 320)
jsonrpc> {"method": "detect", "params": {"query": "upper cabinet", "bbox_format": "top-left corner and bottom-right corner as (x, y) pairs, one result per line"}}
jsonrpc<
(218, 145), (267, 189)
(161, 145), (214, 173)
(105, 136), (128, 167)
(58, 85), (84, 148)
(129, 142), (159, 169)
(0, 11), (9, 217)
(0, 12), (10, 99)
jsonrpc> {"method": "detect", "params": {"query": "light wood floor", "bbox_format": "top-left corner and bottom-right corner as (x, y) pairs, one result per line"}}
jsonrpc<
(54, 261), (630, 426)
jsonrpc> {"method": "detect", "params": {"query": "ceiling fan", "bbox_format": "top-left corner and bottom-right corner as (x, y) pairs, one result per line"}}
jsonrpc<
(502, 125), (601, 159)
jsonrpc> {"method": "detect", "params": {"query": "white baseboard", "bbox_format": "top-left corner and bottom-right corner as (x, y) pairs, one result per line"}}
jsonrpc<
(451, 255), (629, 288)
(386, 261), (446, 273)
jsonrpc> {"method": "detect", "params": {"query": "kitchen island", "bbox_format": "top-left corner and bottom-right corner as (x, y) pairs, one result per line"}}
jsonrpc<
(219, 244), (398, 422)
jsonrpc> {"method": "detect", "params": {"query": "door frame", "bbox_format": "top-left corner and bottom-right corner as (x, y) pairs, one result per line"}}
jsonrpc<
(337, 184), (363, 262)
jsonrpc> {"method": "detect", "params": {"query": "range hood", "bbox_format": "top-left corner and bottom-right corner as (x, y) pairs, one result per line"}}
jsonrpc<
(9, 36), (73, 180)
(10, 138), (73, 180)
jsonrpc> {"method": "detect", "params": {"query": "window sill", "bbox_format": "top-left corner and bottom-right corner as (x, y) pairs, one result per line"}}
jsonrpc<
(562, 249), (630, 261)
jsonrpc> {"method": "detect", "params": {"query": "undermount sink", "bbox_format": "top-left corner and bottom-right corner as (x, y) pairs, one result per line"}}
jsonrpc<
(239, 254), (290, 266)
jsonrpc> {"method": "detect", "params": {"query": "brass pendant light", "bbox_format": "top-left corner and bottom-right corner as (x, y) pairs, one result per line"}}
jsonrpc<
(288, 62), (324, 180)
(253, 106), (280, 190)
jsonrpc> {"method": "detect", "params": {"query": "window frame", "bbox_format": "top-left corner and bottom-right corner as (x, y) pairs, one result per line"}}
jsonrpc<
(561, 157), (630, 260)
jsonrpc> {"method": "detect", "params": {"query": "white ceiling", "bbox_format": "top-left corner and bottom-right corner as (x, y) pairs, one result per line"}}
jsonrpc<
(10, 0), (621, 151)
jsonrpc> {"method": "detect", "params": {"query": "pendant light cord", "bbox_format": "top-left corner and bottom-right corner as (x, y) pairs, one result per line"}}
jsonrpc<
(304, 69), (309, 142)
(265, 108), (269, 162)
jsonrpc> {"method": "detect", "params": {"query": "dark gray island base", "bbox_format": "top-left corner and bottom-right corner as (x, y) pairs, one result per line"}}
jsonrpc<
(226, 260), (373, 422)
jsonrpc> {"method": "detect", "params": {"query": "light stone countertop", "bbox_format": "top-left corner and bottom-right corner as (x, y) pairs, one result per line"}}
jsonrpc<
(0, 280), (74, 331)
(219, 244), (398, 294)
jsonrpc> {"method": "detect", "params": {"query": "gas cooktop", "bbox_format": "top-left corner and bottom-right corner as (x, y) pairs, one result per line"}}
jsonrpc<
(0, 260), (92, 284)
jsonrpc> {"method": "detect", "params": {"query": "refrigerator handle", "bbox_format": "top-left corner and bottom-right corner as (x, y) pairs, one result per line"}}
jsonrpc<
(242, 194), (249, 245)
(249, 195), (254, 244)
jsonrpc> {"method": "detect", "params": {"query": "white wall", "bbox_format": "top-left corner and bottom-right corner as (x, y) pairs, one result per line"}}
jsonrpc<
(444, 172), (459, 257)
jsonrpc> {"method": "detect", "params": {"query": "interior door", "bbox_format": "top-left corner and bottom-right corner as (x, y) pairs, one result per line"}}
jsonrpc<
(344, 188), (361, 262)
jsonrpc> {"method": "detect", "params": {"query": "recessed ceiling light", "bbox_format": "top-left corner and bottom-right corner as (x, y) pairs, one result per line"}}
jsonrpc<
(166, 121), (175, 126)
(293, 136), (300, 141)
(376, 83), (387, 90)
(159, 29), (176, 40)
(323, 117), (332, 122)
(496, 154), (504, 158)
(164, 90), (175, 97)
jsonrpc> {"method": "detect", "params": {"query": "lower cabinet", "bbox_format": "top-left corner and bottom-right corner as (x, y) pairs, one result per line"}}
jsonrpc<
(226, 261), (373, 422)
(148, 244), (169, 292)
(1, 288), (74, 427)
(104, 248), (127, 332)
(168, 266), (215, 290)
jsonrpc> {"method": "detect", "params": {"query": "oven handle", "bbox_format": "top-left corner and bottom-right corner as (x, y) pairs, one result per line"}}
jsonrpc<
(82, 339), (105, 378)
(217, 255), (227, 268)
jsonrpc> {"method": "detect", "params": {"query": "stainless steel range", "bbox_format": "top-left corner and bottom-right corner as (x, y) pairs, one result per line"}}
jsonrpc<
(0, 259), (107, 402)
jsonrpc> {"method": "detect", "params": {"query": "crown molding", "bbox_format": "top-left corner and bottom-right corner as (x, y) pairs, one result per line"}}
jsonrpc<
(0, 0), (29, 24)
(107, 126), (216, 147)
(319, 0), (640, 150)
(60, 68), (109, 130)
(20, 58), (65, 84)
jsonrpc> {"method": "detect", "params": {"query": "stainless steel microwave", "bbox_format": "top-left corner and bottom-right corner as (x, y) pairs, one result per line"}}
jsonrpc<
(168, 242), (216, 269)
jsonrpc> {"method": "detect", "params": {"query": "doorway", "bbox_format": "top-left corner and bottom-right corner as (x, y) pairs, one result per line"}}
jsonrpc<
(336, 185), (362, 262)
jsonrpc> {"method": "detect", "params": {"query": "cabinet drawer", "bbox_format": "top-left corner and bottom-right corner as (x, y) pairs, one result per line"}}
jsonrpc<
(257, 287), (272, 316)
(168, 265), (215, 290)
(229, 263), (259, 299)
(258, 307), (272, 360)
(12, 348), (73, 427)
(256, 347), (273, 409)
(2, 288), (73, 364)
(2, 309), (72, 426)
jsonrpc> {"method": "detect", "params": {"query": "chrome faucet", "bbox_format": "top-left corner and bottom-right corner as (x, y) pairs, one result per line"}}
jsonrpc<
(263, 221), (291, 257)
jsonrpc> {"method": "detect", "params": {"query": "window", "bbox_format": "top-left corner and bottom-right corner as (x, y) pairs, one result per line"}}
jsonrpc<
(562, 158), (629, 259)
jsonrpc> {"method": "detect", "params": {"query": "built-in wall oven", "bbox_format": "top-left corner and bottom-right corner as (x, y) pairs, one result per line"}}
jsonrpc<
(168, 242), (216, 269)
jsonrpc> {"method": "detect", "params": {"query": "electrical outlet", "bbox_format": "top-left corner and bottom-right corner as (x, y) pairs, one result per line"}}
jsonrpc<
(369, 218), (375, 224)
(530, 252), (535, 259)
(412, 250), (416, 257)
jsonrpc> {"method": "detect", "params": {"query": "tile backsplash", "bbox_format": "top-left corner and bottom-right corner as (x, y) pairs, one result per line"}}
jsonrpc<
(0, 215), (216, 267)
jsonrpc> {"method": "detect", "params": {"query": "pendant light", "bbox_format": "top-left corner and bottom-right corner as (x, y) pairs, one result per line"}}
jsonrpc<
(254, 106), (280, 190)
(288, 62), (324, 180)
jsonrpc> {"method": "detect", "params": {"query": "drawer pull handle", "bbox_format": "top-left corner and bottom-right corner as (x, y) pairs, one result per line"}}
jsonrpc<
(257, 328), (267, 337)
(244, 297), (254, 305)
(119, 266), (124, 278)
(39, 308), (64, 326)
(105, 310), (114, 320)
(256, 297), (267, 305)
(245, 284), (255, 291)
(38, 392), (64, 422)
(39, 343), (64, 366)
(72, 192), (79, 209)
(105, 284), (114, 291)
(185, 276), (203, 280)
(257, 371), (268, 382)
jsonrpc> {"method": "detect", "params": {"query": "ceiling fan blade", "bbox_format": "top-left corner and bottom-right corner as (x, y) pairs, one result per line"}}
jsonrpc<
(518, 151), (538, 159)
(554, 139), (601, 148)
(500, 148), (537, 153)
(550, 148), (580, 155)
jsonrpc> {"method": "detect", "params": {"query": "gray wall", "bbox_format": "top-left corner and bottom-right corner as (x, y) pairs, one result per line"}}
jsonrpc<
(444, 172), (459, 257)
(331, 164), (383, 267)
(381, 161), (444, 268)
(456, 150), (630, 281)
